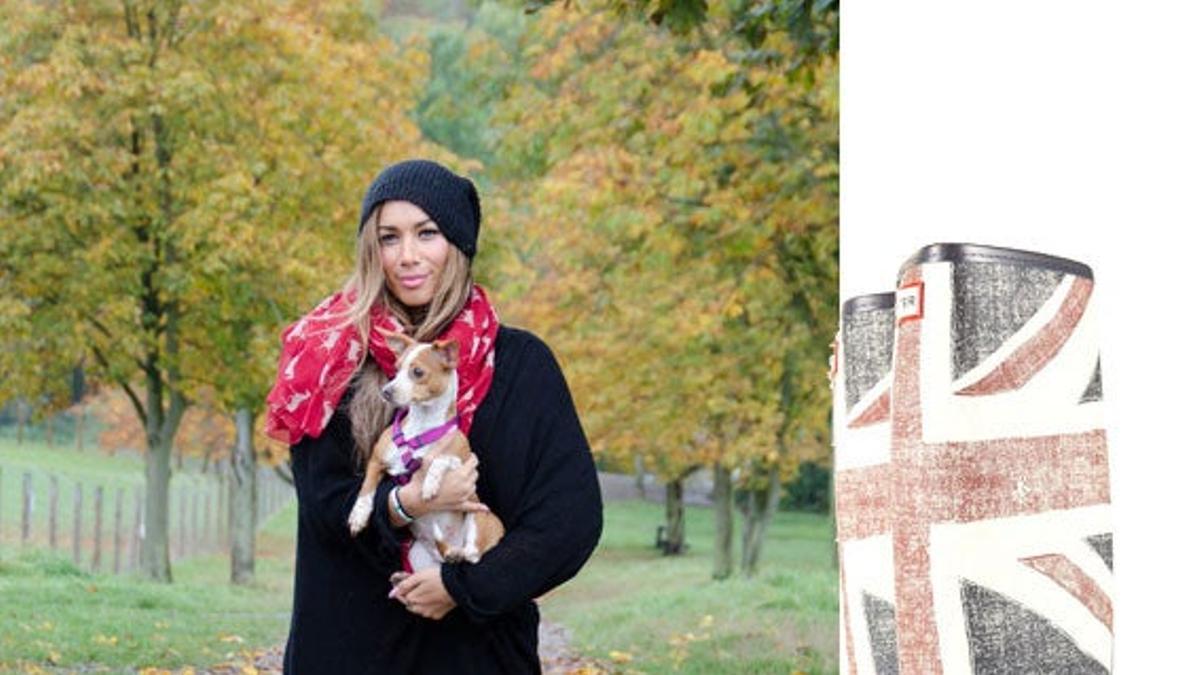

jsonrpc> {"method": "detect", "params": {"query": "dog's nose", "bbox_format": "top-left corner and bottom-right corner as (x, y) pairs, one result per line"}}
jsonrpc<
(380, 387), (394, 404)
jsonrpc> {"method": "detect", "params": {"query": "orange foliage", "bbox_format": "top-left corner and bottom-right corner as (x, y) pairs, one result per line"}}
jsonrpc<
(484, 4), (838, 485)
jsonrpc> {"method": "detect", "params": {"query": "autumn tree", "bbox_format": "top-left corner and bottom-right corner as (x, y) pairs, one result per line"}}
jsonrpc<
(0, 0), (447, 581)
(488, 1), (838, 574)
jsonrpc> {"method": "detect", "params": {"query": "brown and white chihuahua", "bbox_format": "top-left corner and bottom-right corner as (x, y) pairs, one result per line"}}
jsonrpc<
(347, 331), (503, 571)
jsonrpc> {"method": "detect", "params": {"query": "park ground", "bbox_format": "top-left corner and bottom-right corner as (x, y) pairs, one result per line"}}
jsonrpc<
(0, 439), (837, 674)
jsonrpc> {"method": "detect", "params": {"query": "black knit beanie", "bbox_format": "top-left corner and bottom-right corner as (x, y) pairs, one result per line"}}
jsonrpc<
(358, 159), (481, 260)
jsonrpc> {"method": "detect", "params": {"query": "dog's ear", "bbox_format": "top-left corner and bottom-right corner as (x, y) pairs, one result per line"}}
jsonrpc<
(432, 339), (459, 370)
(379, 327), (416, 353)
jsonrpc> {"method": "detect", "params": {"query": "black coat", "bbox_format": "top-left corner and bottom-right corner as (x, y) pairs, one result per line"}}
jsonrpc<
(283, 326), (603, 674)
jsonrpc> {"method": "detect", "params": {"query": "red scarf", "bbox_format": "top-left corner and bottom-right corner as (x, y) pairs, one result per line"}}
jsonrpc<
(264, 285), (500, 446)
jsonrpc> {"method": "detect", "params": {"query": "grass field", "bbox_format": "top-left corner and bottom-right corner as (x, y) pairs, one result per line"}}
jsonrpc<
(0, 503), (297, 672)
(0, 436), (296, 672)
(541, 500), (839, 674)
(1, 434), (840, 673)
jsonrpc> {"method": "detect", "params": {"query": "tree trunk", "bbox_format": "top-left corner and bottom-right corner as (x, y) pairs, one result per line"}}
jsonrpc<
(44, 415), (55, 447)
(712, 463), (734, 580)
(830, 504), (840, 566)
(143, 432), (174, 581)
(136, 367), (187, 581)
(72, 362), (86, 452)
(74, 403), (86, 452)
(663, 478), (686, 555)
(16, 400), (28, 444)
(740, 465), (782, 577)
(634, 454), (647, 499)
(230, 408), (257, 585)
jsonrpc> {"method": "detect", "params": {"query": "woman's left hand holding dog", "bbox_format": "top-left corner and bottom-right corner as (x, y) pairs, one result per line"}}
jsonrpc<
(396, 454), (487, 521)
(390, 567), (456, 620)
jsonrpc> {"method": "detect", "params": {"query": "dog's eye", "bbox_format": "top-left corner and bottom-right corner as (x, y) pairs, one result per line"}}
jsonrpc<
(412, 367), (425, 379)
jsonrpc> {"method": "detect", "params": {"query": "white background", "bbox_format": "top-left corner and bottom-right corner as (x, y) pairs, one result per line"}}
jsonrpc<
(843, 3), (1198, 670)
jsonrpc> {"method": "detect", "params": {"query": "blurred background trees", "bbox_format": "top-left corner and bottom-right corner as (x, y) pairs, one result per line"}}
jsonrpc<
(0, 0), (447, 580)
(1, 0), (838, 582)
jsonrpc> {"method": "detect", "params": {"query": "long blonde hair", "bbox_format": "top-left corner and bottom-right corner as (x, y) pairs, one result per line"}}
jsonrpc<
(339, 203), (474, 460)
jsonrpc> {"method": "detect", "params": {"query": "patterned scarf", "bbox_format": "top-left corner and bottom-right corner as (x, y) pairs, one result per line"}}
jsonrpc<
(264, 285), (500, 446)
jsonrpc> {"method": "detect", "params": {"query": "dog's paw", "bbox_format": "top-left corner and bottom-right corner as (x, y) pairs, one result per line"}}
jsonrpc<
(347, 495), (373, 536)
(421, 477), (440, 501)
(463, 546), (481, 564)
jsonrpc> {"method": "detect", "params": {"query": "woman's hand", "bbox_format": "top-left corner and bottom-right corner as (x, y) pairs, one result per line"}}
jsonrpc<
(398, 454), (490, 518)
(389, 568), (456, 620)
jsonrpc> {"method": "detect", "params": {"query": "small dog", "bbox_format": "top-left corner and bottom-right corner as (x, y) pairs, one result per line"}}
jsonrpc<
(347, 331), (504, 571)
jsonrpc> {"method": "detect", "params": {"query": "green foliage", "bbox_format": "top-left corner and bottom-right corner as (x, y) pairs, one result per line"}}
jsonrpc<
(779, 460), (830, 513)
(375, 2), (529, 166)
(520, 0), (839, 72)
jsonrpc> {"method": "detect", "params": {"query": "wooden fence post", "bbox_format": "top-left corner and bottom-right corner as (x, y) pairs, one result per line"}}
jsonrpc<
(132, 488), (144, 573)
(113, 488), (124, 574)
(22, 472), (32, 546)
(254, 467), (261, 526)
(203, 490), (212, 552)
(190, 491), (200, 557)
(48, 475), (58, 551)
(218, 472), (229, 549)
(91, 486), (103, 572)
(72, 482), (83, 566)
(179, 487), (188, 560)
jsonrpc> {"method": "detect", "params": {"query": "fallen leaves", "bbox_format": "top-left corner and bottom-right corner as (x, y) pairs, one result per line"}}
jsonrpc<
(192, 644), (284, 674)
(566, 667), (610, 675)
(607, 650), (632, 663)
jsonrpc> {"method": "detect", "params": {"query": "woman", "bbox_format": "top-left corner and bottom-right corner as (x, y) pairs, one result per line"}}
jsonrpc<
(265, 159), (603, 673)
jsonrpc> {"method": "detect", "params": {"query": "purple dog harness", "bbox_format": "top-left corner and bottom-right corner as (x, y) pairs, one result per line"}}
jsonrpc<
(390, 409), (460, 486)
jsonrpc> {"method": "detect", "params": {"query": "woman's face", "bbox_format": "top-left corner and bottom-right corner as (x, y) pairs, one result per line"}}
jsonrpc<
(377, 200), (451, 308)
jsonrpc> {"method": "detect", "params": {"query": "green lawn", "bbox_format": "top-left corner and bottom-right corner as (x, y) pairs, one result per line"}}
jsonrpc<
(540, 500), (839, 674)
(1, 435), (839, 673)
(0, 502), (297, 672)
(0, 435), (297, 672)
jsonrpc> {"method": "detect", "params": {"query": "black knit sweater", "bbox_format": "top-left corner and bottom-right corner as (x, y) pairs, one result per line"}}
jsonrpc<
(283, 326), (603, 674)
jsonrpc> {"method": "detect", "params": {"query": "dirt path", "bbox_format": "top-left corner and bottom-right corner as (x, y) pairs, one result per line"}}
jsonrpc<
(540, 620), (607, 674)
